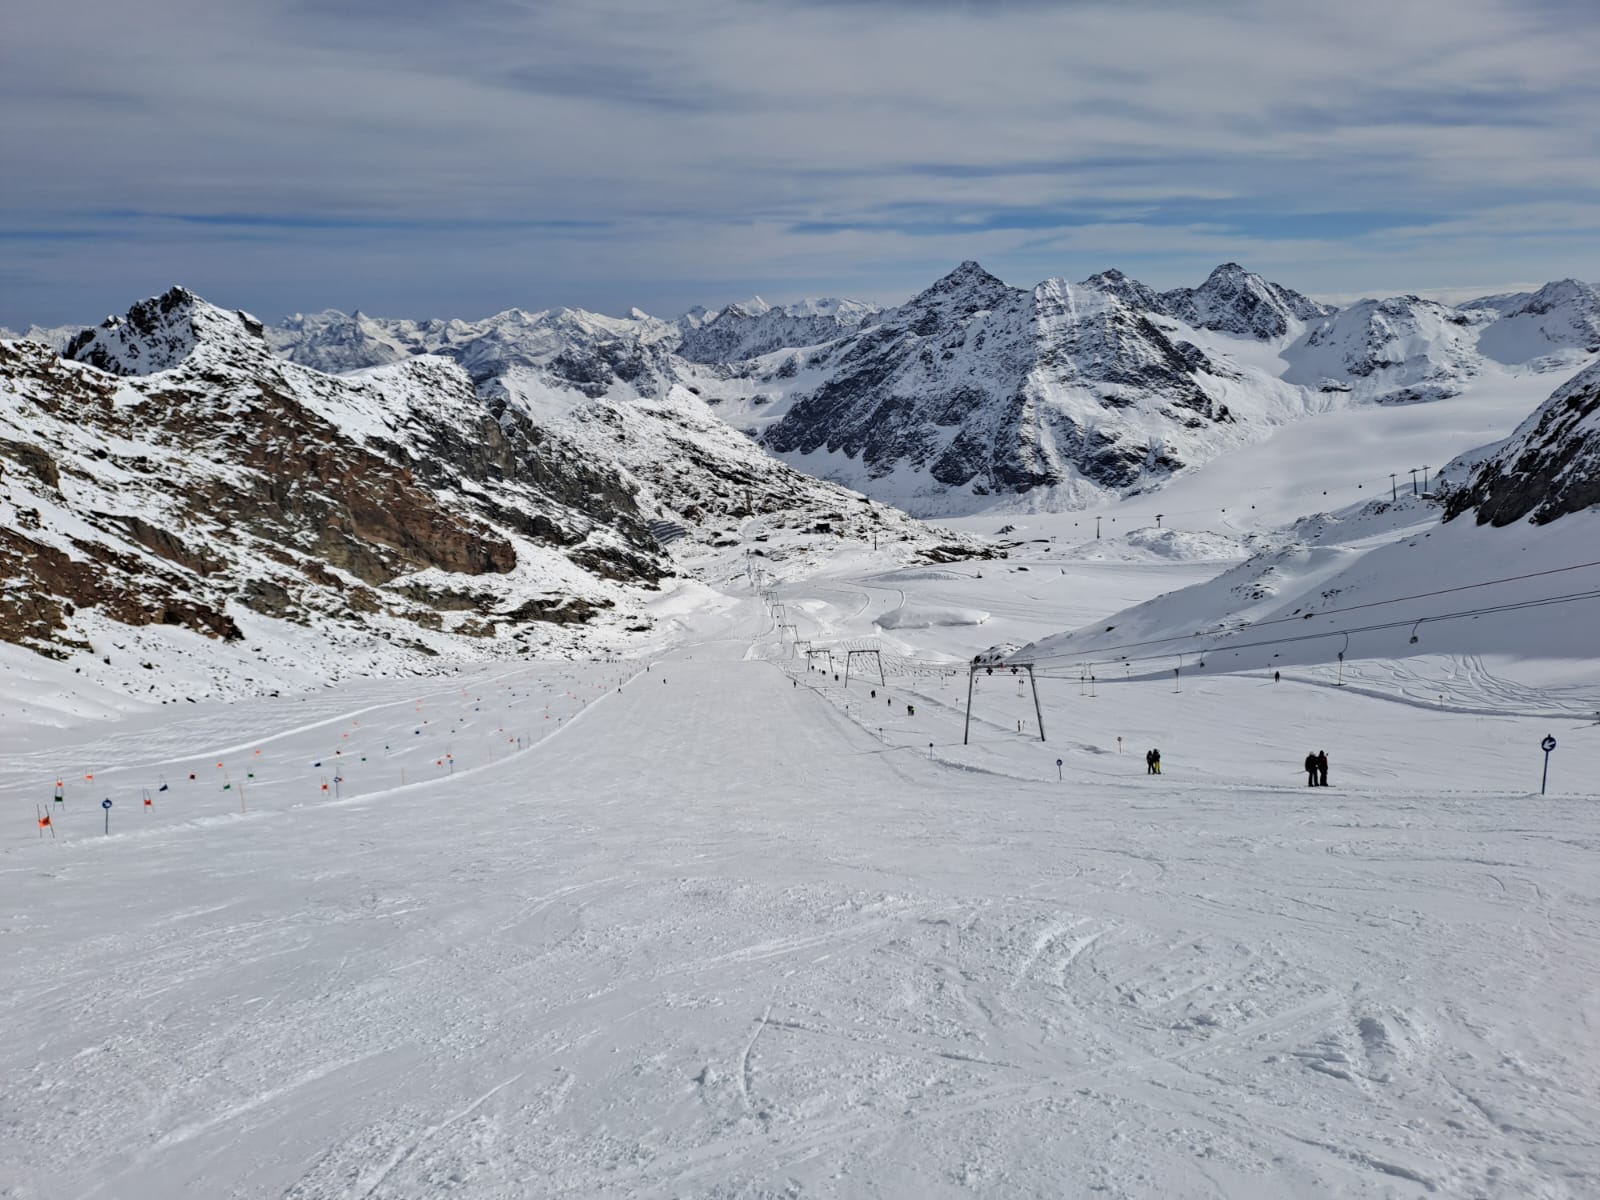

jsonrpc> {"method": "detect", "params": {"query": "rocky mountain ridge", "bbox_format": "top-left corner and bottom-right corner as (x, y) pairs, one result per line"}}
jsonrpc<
(3, 288), (975, 680)
(1442, 356), (1600, 526)
(257, 261), (1599, 516)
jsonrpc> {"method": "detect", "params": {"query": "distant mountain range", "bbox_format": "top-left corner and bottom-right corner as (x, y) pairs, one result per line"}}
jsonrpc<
(3, 262), (1596, 675)
(250, 262), (1600, 516)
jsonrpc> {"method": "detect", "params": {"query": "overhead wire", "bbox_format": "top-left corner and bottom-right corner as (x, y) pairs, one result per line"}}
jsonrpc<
(1029, 588), (1600, 676)
(1019, 558), (1600, 668)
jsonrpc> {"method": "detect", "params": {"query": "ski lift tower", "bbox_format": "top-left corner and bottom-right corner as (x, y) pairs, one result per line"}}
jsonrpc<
(843, 649), (885, 688)
(963, 653), (1046, 744)
(805, 647), (834, 672)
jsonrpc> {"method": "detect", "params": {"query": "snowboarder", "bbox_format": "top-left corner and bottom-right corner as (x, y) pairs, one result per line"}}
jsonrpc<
(1305, 751), (1318, 787)
(1316, 750), (1329, 787)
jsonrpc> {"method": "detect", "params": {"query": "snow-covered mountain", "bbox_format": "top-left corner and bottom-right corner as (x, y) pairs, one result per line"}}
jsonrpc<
(750, 262), (1305, 513)
(270, 304), (682, 394)
(269, 298), (981, 557)
(1463, 278), (1600, 368)
(0, 289), (675, 672)
(1, 288), (979, 676)
(1155, 261), (1334, 340)
(1280, 295), (1484, 404)
(128, 263), (1600, 524)
(676, 297), (878, 363)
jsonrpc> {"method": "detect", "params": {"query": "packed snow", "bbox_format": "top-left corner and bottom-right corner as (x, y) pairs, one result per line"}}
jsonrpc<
(5, 489), (1598, 1198)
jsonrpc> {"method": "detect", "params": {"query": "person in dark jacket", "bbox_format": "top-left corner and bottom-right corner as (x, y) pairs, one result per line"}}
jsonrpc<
(1146, 749), (1155, 774)
(1305, 752), (1318, 787)
(1150, 748), (1162, 775)
(1316, 750), (1329, 787)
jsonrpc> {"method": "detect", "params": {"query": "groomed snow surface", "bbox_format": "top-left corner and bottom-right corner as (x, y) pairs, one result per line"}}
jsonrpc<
(3, 541), (1598, 1198)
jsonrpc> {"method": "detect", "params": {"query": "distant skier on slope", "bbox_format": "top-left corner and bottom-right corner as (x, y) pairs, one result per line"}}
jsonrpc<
(1305, 751), (1318, 787)
(1147, 748), (1161, 775)
(1316, 750), (1329, 787)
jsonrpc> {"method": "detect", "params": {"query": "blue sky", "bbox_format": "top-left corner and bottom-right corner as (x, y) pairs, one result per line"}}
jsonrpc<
(3, 0), (1597, 328)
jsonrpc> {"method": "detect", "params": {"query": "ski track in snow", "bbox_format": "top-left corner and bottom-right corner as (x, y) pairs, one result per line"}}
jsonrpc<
(3, 553), (1599, 1199)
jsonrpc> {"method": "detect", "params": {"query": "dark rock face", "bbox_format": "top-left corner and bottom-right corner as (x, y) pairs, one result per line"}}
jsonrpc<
(1444, 359), (1600, 526)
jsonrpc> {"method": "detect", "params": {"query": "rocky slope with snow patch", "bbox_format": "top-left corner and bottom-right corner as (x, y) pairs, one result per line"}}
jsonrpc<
(1442, 357), (1600, 527)
(0, 289), (674, 675)
(2, 288), (985, 683)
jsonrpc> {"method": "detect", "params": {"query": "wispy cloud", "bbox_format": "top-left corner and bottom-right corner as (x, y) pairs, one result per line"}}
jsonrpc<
(2, 0), (1596, 326)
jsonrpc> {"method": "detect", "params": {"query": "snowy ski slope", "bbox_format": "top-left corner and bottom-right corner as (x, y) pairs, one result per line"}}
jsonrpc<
(4, 517), (1598, 1196)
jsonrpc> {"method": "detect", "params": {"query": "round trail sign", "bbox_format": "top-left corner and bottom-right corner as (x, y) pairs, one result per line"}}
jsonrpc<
(1542, 735), (1557, 752)
(1056, 758), (1063, 767)
(101, 798), (112, 810)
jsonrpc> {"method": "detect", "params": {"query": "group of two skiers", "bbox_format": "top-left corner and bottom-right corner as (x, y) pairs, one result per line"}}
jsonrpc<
(1304, 750), (1330, 787)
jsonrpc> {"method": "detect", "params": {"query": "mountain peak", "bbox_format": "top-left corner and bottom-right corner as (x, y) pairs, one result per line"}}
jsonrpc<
(906, 261), (1016, 317)
(1080, 268), (1164, 312)
(64, 286), (266, 376)
(941, 260), (1004, 287)
(1161, 263), (1332, 339)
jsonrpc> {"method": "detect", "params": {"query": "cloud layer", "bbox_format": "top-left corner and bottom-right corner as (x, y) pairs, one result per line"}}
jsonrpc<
(3, 0), (1597, 326)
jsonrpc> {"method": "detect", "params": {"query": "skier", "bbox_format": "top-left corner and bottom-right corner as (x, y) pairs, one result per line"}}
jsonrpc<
(1274, 670), (1280, 683)
(907, 703), (915, 716)
(1304, 751), (1318, 787)
(1316, 750), (1329, 787)
(1146, 749), (1155, 774)
(1151, 748), (1162, 775)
